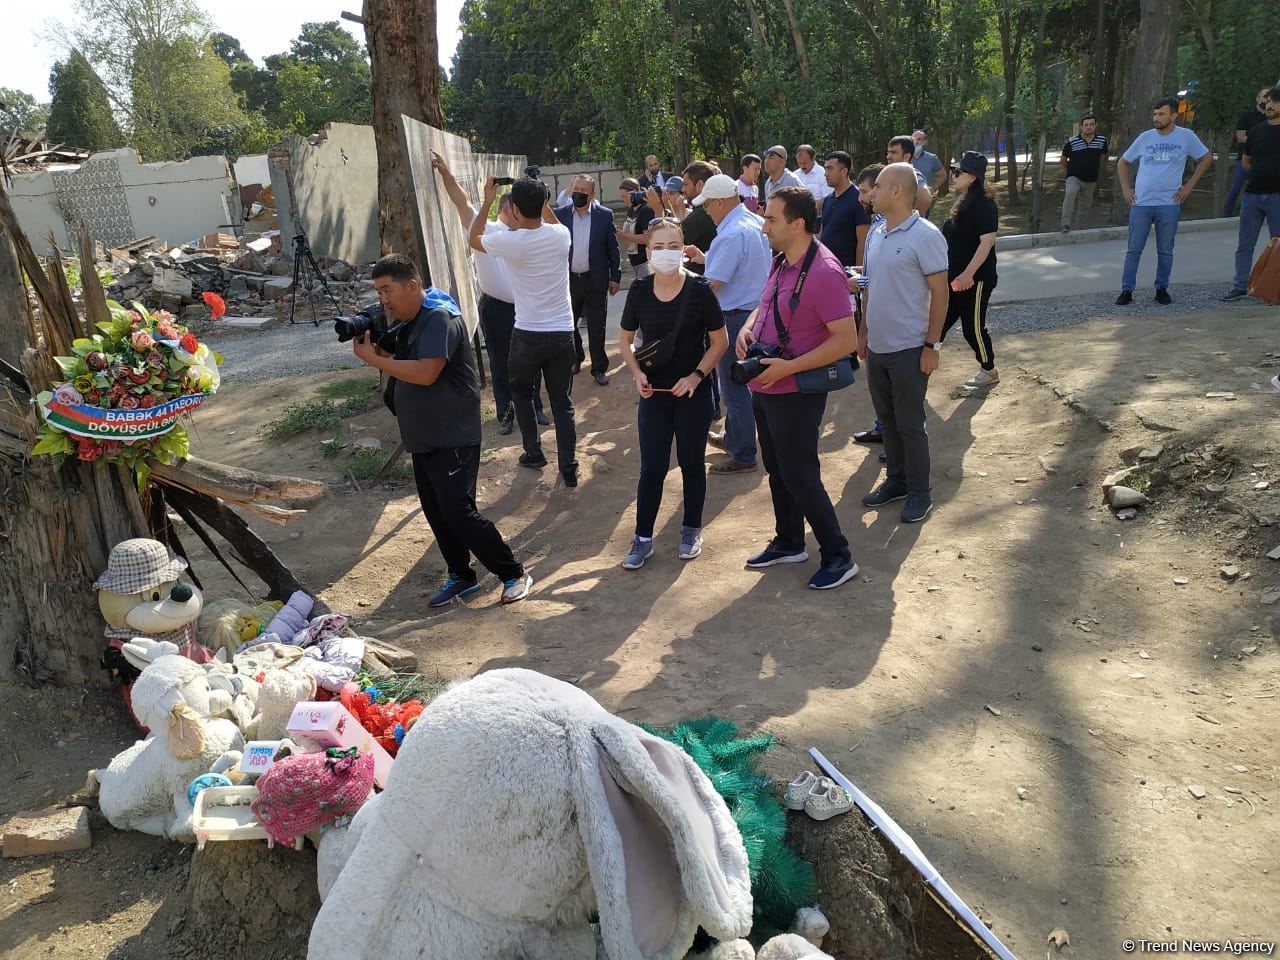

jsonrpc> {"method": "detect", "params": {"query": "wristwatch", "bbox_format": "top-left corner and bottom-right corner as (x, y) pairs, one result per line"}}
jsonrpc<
(692, 369), (707, 380)
(924, 340), (940, 351)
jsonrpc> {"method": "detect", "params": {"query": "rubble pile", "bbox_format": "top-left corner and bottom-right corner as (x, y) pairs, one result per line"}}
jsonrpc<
(103, 238), (374, 326)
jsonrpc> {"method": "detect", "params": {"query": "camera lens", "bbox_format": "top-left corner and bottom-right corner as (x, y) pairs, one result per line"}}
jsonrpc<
(334, 314), (371, 343)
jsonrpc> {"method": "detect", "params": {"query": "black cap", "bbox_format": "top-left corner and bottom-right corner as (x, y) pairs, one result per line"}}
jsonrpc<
(958, 151), (988, 179)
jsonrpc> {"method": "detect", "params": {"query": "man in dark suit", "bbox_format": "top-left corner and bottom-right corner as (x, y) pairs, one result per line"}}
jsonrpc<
(556, 175), (621, 386)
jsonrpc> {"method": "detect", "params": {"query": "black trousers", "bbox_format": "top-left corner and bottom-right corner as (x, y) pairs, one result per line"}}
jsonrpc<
(941, 279), (996, 371)
(569, 273), (609, 375)
(634, 385), (715, 537)
(411, 445), (523, 583)
(508, 328), (578, 472)
(753, 391), (851, 566)
(479, 295), (543, 418)
(866, 347), (931, 497)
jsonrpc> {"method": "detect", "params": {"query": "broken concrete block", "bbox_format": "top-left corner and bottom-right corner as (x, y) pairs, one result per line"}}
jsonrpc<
(3, 806), (91, 857)
(327, 261), (354, 282)
(263, 277), (294, 301)
(1102, 467), (1139, 493)
(152, 268), (192, 299)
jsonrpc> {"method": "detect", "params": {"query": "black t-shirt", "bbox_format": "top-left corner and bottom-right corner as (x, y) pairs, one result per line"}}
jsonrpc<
(620, 274), (725, 389)
(626, 201), (655, 266)
(1237, 107), (1266, 159)
(1062, 135), (1109, 181)
(680, 207), (717, 275)
(392, 305), (482, 452)
(820, 185), (872, 267)
(942, 194), (999, 284)
(1245, 121), (1280, 195)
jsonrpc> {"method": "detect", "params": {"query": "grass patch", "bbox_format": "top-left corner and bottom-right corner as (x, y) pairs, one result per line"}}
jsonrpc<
(347, 447), (414, 484)
(260, 377), (380, 441)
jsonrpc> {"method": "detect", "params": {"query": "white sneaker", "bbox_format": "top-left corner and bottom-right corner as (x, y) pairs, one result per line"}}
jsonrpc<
(783, 771), (818, 810)
(804, 778), (855, 821)
(964, 369), (1000, 389)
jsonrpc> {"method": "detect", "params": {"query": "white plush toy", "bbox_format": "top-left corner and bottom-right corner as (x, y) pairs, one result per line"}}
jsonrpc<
(311, 668), (754, 960)
(94, 654), (244, 838)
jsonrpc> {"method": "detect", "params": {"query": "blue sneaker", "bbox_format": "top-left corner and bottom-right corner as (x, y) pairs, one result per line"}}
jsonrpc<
(745, 540), (808, 569)
(621, 537), (655, 570)
(809, 559), (860, 590)
(428, 575), (481, 607)
(900, 495), (934, 524)
(862, 483), (908, 507)
(501, 573), (534, 604)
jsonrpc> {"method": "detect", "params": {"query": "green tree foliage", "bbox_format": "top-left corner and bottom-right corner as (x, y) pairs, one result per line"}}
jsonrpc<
(46, 52), (124, 151)
(229, 22), (373, 137)
(210, 32), (251, 66)
(0, 89), (50, 138)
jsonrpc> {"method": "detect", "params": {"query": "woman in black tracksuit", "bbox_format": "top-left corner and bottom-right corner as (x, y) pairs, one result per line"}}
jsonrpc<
(942, 150), (1000, 388)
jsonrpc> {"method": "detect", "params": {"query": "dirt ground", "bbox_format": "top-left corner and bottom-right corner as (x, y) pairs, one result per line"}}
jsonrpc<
(3, 303), (1278, 959)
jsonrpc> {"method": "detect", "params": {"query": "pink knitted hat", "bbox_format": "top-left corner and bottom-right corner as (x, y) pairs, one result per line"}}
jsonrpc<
(251, 747), (374, 845)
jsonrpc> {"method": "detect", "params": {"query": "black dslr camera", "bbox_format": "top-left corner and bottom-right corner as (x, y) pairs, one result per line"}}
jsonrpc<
(334, 304), (409, 356)
(629, 190), (647, 206)
(730, 340), (785, 385)
(524, 164), (541, 180)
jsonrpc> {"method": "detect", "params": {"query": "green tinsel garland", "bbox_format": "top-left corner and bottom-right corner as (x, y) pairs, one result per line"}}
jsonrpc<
(639, 716), (815, 931)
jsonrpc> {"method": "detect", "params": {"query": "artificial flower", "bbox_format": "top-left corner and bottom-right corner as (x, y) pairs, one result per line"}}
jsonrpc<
(85, 351), (108, 371)
(53, 384), (84, 406)
(84, 389), (103, 404)
(130, 330), (154, 352)
(76, 438), (103, 461)
(126, 368), (151, 385)
(145, 350), (164, 368)
(118, 395), (141, 410)
(180, 333), (199, 354)
(72, 375), (95, 394)
(201, 292), (226, 321)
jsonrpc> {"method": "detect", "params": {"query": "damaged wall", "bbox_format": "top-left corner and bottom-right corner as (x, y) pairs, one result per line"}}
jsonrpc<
(8, 149), (240, 253)
(269, 123), (380, 265)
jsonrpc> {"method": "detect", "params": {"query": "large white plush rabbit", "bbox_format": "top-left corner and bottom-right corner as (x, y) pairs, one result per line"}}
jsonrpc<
(311, 668), (754, 960)
(94, 654), (244, 838)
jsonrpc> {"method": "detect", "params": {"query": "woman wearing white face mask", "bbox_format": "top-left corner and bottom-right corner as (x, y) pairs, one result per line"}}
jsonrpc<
(618, 219), (729, 569)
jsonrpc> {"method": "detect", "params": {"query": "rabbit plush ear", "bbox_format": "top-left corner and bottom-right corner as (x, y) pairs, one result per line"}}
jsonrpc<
(570, 719), (753, 960)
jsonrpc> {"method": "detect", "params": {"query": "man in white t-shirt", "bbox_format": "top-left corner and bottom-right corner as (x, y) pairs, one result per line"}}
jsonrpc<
(1114, 97), (1212, 306)
(431, 152), (547, 435)
(469, 176), (580, 486)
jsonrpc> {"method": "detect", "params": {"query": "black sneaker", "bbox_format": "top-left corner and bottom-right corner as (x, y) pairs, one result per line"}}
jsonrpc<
(1115, 291), (1133, 306)
(862, 483), (908, 507)
(593, 371), (609, 386)
(900, 495), (934, 524)
(745, 541), (808, 568)
(562, 465), (579, 488)
(809, 558), (860, 590)
(535, 409), (551, 426)
(853, 428), (883, 444)
(1221, 288), (1249, 302)
(497, 416), (514, 436)
(519, 451), (548, 469)
(1154, 288), (1172, 305)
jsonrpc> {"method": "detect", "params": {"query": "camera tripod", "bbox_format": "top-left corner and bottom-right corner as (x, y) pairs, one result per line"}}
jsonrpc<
(287, 232), (342, 327)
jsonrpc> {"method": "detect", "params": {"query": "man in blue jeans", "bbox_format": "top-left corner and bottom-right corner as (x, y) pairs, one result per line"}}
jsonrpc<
(1115, 97), (1212, 306)
(1224, 85), (1280, 302)
(687, 173), (771, 475)
(1223, 89), (1270, 218)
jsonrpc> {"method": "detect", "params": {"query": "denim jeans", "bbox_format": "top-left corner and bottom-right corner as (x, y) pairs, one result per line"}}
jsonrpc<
(1121, 204), (1180, 292)
(634, 385), (715, 537)
(1233, 192), (1280, 290)
(1222, 157), (1250, 218)
(507, 328), (578, 473)
(713, 309), (758, 464)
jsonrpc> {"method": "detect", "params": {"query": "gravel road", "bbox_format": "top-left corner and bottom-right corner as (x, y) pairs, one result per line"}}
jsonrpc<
(204, 280), (1247, 383)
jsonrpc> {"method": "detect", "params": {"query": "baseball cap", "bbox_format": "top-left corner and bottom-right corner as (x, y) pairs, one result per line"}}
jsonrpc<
(663, 175), (684, 193)
(764, 145), (787, 162)
(692, 173), (739, 206)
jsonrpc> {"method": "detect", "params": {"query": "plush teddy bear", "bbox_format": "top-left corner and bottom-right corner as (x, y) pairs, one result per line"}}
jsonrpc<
(312, 668), (754, 960)
(92, 654), (244, 839)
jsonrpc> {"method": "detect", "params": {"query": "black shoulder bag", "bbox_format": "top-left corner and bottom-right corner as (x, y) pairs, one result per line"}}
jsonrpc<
(633, 278), (696, 375)
(768, 242), (855, 394)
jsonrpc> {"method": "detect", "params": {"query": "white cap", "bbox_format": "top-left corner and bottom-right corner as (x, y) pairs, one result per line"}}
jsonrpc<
(692, 173), (739, 207)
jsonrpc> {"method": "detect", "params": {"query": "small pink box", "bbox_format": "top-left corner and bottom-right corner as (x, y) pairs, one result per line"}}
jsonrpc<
(285, 701), (393, 788)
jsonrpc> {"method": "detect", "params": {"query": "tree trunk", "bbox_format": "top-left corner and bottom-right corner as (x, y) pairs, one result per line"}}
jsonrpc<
(780, 0), (812, 85)
(0, 230), (29, 365)
(1090, 0), (1107, 110)
(363, 0), (444, 262)
(998, 7), (1024, 205)
(1029, 2), (1048, 232)
(668, 0), (690, 166)
(1111, 0), (1180, 224)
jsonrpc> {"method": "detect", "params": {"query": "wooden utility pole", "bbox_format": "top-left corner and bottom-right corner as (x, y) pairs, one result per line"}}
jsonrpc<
(361, 0), (444, 260)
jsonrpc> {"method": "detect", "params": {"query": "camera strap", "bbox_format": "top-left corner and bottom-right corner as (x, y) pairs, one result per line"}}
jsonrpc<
(767, 240), (820, 353)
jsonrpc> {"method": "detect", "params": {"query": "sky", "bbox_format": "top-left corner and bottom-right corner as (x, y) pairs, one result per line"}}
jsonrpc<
(0, 0), (466, 102)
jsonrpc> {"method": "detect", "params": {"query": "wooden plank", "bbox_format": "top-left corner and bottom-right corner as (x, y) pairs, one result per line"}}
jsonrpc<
(149, 456), (326, 504)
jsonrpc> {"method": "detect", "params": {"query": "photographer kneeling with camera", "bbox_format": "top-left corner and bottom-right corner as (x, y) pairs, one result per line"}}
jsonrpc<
(735, 187), (860, 591)
(348, 254), (533, 607)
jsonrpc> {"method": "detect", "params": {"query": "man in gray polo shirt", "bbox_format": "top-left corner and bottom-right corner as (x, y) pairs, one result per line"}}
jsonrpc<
(857, 163), (950, 524)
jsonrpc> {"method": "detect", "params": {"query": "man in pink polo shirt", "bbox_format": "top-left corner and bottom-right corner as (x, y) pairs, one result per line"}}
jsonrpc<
(734, 186), (860, 591)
